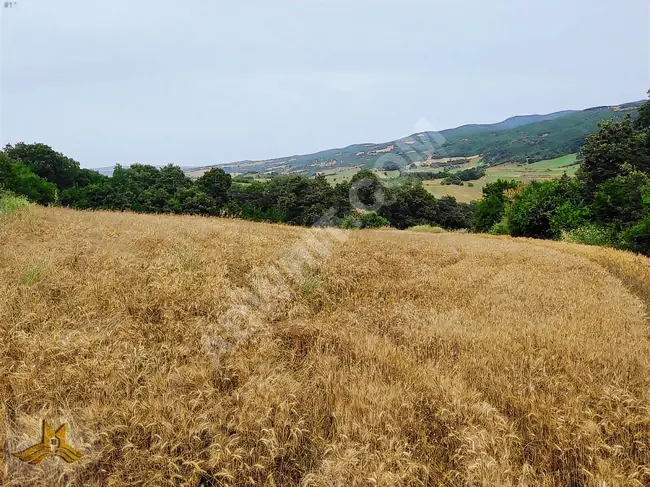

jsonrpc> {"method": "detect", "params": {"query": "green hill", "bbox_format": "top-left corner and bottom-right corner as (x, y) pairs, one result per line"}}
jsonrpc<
(186, 101), (643, 178)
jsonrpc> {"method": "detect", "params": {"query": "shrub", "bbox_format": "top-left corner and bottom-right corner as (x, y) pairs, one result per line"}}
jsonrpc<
(488, 217), (510, 235)
(0, 191), (30, 214)
(0, 152), (57, 204)
(359, 211), (390, 228)
(550, 200), (590, 236)
(562, 225), (616, 247)
(471, 179), (521, 232)
(340, 211), (391, 229)
(620, 217), (650, 255)
(592, 170), (649, 228)
(506, 176), (584, 239)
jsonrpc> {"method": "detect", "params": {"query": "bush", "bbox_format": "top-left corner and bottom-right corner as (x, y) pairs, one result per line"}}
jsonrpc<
(592, 170), (649, 228)
(620, 217), (650, 255)
(550, 200), (590, 236)
(0, 152), (57, 204)
(0, 192), (30, 214)
(489, 217), (510, 235)
(359, 211), (391, 228)
(340, 211), (390, 229)
(471, 180), (521, 232)
(506, 176), (584, 239)
(562, 225), (616, 247)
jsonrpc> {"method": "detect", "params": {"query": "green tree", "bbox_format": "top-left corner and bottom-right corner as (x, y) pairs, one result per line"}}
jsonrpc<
(3, 142), (81, 190)
(634, 91), (650, 130)
(74, 168), (107, 188)
(0, 152), (57, 204)
(350, 170), (383, 210)
(196, 168), (232, 209)
(379, 180), (438, 229)
(592, 169), (649, 228)
(578, 118), (650, 195)
(471, 179), (520, 232)
(506, 176), (584, 239)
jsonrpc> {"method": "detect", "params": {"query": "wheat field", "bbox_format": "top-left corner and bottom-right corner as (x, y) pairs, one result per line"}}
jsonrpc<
(1, 206), (650, 486)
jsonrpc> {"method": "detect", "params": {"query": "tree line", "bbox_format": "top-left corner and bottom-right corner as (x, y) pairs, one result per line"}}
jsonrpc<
(407, 166), (486, 185)
(0, 143), (473, 230)
(1, 92), (648, 255)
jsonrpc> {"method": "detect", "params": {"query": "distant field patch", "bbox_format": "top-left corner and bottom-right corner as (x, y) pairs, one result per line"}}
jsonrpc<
(424, 154), (579, 202)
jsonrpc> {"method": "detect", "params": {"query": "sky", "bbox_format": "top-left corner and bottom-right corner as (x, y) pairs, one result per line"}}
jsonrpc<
(0, 0), (648, 169)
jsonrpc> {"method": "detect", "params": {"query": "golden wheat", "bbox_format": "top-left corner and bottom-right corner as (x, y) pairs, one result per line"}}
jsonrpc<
(1, 207), (650, 486)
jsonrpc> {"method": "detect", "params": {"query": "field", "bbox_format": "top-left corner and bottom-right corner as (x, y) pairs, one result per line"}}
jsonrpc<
(319, 155), (580, 202)
(423, 154), (579, 202)
(322, 166), (364, 184)
(2, 206), (650, 486)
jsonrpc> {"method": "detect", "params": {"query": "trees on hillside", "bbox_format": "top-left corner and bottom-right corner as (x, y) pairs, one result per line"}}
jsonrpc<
(578, 117), (650, 195)
(4, 91), (650, 256)
(470, 92), (650, 255)
(3, 142), (82, 191)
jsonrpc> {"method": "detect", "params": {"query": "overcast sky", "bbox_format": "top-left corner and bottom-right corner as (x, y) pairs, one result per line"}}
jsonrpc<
(0, 0), (648, 169)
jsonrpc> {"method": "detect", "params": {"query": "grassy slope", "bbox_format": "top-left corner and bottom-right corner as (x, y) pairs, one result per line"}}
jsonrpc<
(437, 107), (638, 164)
(423, 154), (579, 202)
(204, 103), (640, 177)
(2, 207), (650, 486)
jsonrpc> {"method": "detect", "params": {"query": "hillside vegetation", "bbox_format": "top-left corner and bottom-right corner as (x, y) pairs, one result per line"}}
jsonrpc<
(188, 102), (642, 177)
(2, 206), (650, 486)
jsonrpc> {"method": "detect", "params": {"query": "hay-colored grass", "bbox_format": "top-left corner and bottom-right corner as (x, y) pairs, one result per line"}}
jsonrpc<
(408, 225), (447, 234)
(2, 207), (650, 486)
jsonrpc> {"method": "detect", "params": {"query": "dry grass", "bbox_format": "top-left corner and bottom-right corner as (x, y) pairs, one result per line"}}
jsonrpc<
(2, 207), (650, 486)
(407, 226), (447, 234)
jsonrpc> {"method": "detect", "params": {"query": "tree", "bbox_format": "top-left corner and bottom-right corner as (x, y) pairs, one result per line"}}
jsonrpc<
(578, 118), (650, 196)
(196, 168), (232, 209)
(0, 152), (57, 204)
(592, 169), (649, 228)
(634, 90), (650, 130)
(3, 142), (81, 190)
(379, 180), (438, 229)
(74, 168), (107, 188)
(471, 179), (520, 232)
(505, 176), (584, 239)
(157, 164), (193, 194)
(350, 170), (383, 210)
(178, 187), (217, 215)
(382, 161), (400, 172)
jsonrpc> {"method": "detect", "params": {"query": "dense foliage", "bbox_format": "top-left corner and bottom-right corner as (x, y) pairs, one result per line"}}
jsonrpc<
(408, 166), (486, 184)
(0, 146), (472, 231)
(470, 94), (650, 255)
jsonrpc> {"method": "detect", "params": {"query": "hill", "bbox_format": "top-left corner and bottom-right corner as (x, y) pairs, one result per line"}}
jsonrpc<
(439, 109), (577, 137)
(187, 101), (643, 178)
(2, 206), (650, 485)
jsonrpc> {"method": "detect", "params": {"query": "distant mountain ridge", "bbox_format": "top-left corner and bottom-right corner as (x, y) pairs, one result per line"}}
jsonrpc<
(184, 100), (644, 177)
(440, 110), (578, 137)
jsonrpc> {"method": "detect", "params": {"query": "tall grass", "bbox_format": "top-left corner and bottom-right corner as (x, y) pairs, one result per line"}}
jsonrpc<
(0, 192), (30, 215)
(2, 207), (650, 486)
(408, 225), (447, 233)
